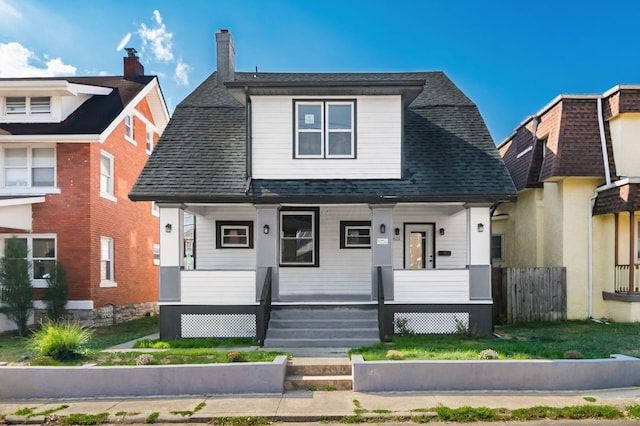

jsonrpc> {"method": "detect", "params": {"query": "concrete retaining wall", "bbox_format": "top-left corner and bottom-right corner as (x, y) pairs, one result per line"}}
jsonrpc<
(0, 355), (287, 398)
(352, 354), (640, 392)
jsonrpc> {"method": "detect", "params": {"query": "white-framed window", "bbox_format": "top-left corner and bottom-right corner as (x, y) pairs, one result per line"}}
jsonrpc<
(153, 243), (160, 265)
(491, 234), (504, 262)
(294, 100), (355, 159)
(100, 236), (115, 287)
(99, 150), (115, 200)
(3, 96), (50, 115)
(216, 221), (253, 248)
(340, 221), (371, 249)
(151, 201), (159, 217)
(280, 209), (318, 266)
(1, 235), (56, 288)
(146, 129), (154, 154)
(124, 114), (135, 143)
(3, 146), (55, 188)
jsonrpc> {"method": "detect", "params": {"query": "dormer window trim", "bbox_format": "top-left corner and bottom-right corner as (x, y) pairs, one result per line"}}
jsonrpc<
(293, 99), (356, 159)
(3, 96), (51, 116)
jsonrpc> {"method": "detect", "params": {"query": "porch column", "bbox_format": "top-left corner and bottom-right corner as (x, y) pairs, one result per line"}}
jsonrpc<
(630, 211), (636, 295)
(467, 205), (492, 300)
(256, 205), (279, 300)
(370, 204), (395, 300)
(158, 204), (184, 303)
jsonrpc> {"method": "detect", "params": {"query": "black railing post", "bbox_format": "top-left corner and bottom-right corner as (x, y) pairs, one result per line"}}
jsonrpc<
(377, 266), (386, 341)
(257, 267), (272, 346)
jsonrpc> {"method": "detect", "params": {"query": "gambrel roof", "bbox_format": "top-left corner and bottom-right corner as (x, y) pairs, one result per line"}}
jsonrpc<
(129, 71), (516, 204)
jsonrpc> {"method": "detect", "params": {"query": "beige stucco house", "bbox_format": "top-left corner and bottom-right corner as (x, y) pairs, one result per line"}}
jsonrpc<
(494, 85), (640, 321)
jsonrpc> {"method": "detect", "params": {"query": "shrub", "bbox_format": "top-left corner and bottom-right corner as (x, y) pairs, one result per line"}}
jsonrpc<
(227, 351), (244, 362)
(0, 237), (33, 336)
(385, 349), (405, 360)
(478, 349), (500, 360)
(393, 317), (414, 336)
(29, 320), (93, 361)
(135, 354), (156, 365)
(42, 262), (69, 320)
(564, 350), (584, 359)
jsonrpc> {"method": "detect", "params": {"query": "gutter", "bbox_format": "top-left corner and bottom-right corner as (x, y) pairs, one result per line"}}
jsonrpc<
(245, 87), (253, 195)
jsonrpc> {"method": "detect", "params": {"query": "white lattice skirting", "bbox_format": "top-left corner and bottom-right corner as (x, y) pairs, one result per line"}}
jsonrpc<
(181, 314), (256, 338)
(393, 312), (469, 334)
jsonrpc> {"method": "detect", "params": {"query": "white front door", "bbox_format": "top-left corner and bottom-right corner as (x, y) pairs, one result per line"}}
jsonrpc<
(404, 224), (434, 269)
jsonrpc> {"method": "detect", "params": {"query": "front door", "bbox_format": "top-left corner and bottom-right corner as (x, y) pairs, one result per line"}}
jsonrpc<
(404, 224), (434, 269)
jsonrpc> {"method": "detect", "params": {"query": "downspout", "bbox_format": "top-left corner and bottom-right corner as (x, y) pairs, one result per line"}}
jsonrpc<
(244, 87), (253, 195)
(588, 97), (613, 318)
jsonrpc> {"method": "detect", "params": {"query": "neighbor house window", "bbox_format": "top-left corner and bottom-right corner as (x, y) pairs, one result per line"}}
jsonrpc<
(294, 100), (355, 158)
(340, 221), (371, 249)
(280, 209), (319, 266)
(4, 96), (50, 115)
(3, 147), (55, 188)
(146, 129), (154, 153)
(491, 234), (504, 262)
(216, 221), (253, 248)
(100, 151), (114, 199)
(2, 236), (56, 287)
(100, 237), (115, 286)
(153, 244), (160, 265)
(124, 114), (134, 142)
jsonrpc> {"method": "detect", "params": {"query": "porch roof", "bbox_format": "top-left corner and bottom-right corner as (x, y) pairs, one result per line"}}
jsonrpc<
(593, 183), (640, 215)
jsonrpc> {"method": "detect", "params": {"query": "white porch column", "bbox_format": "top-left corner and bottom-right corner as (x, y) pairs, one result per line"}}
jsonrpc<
(255, 205), (279, 300)
(467, 205), (492, 300)
(370, 204), (395, 300)
(158, 204), (184, 302)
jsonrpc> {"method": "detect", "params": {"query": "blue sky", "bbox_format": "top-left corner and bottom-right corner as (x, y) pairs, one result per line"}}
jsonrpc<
(1, 0), (639, 143)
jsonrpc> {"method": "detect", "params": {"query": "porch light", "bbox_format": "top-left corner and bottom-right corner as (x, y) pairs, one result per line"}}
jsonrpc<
(263, 224), (270, 234)
(394, 227), (400, 236)
(165, 223), (172, 233)
(477, 223), (484, 232)
(379, 224), (386, 234)
(439, 228), (445, 236)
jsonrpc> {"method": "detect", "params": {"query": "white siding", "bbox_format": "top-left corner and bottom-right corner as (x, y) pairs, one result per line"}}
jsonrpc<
(251, 95), (402, 179)
(392, 204), (468, 269)
(196, 205), (257, 270)
(181, 270), (256, 304)
(393, 270), (470, 303)
(279, 205), (372, 296)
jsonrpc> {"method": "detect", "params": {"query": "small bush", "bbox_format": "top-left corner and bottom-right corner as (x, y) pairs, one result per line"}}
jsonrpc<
(227, 351), (244, 362)
(393, 317), (415, 336)
(564, 350), (584, 359)
(29, 320), (93, 361)
(385, 349), (405, 360)
(135, 354), (156, 365)
(478, 349), (499, 360)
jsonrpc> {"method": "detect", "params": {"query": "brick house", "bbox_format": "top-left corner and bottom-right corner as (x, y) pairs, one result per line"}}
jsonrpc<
(0, 50), (168, 331)
(494, 84), (640, 321)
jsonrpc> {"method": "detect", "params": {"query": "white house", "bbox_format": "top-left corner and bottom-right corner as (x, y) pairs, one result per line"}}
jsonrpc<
(129, 30), (516, 346)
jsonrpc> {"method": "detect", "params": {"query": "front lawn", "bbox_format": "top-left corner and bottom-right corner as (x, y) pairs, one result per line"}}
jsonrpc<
(349, 320), (640, 360)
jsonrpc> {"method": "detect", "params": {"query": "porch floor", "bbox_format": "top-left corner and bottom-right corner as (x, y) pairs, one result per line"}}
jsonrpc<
(274, 294), (374, 304)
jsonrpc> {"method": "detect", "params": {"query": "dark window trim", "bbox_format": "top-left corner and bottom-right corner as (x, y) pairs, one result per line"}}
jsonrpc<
(491, 234), (504, 262)
(279, 206), (320, 267)
(292, 99), (357, 159)
(215, 220), (254, 249)
(402, 222), (437, 269)
(340, 220), (371, 249)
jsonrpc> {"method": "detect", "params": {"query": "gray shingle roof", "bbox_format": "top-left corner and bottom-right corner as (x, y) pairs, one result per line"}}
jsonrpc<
(130, 71), (516, 203)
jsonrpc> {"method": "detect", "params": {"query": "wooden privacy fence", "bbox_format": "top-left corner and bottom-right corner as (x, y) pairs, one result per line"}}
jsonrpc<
(492, 267), (566, 324)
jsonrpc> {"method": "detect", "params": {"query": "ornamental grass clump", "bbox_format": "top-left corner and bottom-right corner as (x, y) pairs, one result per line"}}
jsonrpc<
(29, 320), (93, 361)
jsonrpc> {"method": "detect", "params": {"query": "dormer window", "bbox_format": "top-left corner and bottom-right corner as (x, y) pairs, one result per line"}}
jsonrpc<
(4, 96), (50, 115)
(294, 100), (355, 159)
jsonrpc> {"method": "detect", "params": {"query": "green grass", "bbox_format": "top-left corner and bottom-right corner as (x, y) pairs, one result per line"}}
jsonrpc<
(134, 336), (257, 349)
(350, 320), (640, 360)
(91, 348), (284, 366)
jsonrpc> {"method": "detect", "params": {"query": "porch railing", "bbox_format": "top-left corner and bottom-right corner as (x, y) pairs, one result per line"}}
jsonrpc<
(376, 266), (386, 341)
(257, 267), (273, 346)
(615, 265), (640, 294)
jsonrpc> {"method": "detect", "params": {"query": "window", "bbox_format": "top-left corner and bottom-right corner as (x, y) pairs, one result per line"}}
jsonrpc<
(3, 147), (55, 188)
(340, 221), (371, 249)
(124, 114), (134, 142)
(280, 209), (319, 266)
(294, 100), (355, 158)
(2, 236), (56, 288)
(100, 237), (115, 286)
(637, 222), (640, 262)
(4, 96), (50, 115)
(216, 221), (253, 248)
(491, 234), (504, 262)
(153, 244), (160, 265)
(100, 151), (114, 198)
(146, 129), (154, 154)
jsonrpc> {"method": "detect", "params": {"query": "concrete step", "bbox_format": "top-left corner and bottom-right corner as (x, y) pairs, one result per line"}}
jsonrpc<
(287, 363), (351, 376)
(270, 308), (377, 320)
(284, 375), (353, 391)
(264, 337), (379, 348)
(266, 328), (379, 339)
(269, 319), (378, 328)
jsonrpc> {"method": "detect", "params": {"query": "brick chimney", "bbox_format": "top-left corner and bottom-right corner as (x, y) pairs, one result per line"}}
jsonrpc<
(215, 29), (235, 86)
(123, 47), (144, 80)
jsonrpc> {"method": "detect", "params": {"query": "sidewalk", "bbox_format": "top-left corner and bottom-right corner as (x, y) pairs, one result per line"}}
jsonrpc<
(2, 388), (640, 423)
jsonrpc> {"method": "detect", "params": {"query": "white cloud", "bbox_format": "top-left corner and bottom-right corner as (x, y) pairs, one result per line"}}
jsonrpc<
(99, 71), (108, 76)
(0, 0), (21, 20)
(0, 42), (76, 77)
(116, 33), (132, 51)
(137, 9), (174, 63)
(174, 58), (191, 86)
